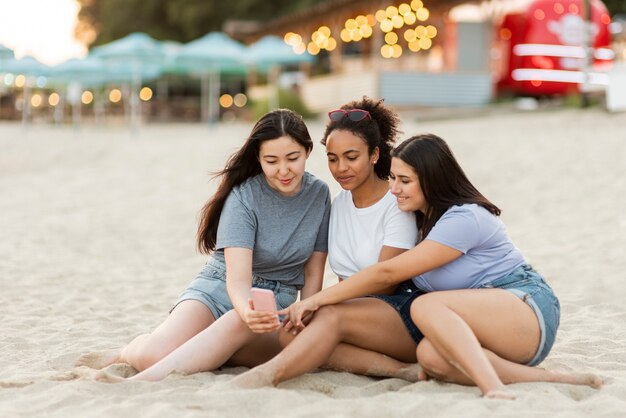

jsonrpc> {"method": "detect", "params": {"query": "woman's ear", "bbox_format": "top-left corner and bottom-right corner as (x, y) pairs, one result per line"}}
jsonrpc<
(371, 147), (380, 164)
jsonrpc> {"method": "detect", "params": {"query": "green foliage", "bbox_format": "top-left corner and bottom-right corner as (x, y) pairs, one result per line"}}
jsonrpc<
(604, 0), (626, 16)
(251, 89), (315, 121)
(76, 0), (322, 48)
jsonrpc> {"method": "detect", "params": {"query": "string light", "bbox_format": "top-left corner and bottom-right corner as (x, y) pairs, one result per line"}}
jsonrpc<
(139, 87), (153, 101)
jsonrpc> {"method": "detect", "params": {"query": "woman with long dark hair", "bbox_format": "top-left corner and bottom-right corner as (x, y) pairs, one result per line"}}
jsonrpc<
(77, 109), (330, 378)
(235, 133), (602, 397)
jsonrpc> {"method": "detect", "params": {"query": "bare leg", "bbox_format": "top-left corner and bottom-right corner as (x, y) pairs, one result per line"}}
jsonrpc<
(77, 300), (215, 371)
(416, 339), (602, 388)
(411, 289), (552, 398)
(279, 330), (423, 382)
(323, 343), (425, 382)
(127, 310), (274, 381)
(232, 298), (418, 388)
(225, 332), (282, 368)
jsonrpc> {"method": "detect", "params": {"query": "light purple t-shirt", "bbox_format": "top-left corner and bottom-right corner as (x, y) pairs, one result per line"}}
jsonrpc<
(412, 204), (525, 292)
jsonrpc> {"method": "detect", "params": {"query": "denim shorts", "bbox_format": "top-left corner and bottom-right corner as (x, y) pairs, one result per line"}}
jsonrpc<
(478, 264), (560, 366)
(172, 257), (298, 320)
(368, 281), (426, 345)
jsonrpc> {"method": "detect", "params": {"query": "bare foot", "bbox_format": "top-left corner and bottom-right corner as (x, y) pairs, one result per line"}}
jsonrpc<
(551, 371), (603, 389)
(94, 370), (127, 383)
(75, 349), (122, 370)
(484, 388), (516, 400)
(394, 363), (428, 383)
(230, 366), (276, 389)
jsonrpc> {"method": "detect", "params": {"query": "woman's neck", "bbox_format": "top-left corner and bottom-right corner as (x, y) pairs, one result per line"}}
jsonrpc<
(351, 176), (389, 208)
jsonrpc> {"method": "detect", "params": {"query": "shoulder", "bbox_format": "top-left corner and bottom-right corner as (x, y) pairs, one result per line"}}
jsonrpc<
(438, 204), (499, 229)
(233, 174), (261, 194)
(227, 174), (264, 207)
(332, 189), (351, 205)
(380, 191), (413, 217)
(443, 203), (484, 218)
(303, 172), (330, 193)
(301, 172), (331, 204)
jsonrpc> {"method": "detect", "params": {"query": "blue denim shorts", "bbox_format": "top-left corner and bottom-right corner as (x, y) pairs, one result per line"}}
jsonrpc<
(368, 281), (426, 345)
(478, 264), (560, 366)
(172, 257), (298, 320)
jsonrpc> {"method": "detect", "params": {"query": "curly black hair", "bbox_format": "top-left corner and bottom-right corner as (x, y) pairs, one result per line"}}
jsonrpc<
(321, 97), (401, 180)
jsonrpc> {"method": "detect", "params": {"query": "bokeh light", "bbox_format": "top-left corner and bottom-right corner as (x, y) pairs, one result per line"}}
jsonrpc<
(81, 91), (93, 105)
(219, 94), (233, 108)
(48, 92), (60, 106)
(15, 74), (26, 88)
(109, 89), (122, 103)
(31, 94), (42, 107)
(139, 87), (153, 101)
(426, 25), (437, 38)
(385, 32), (399, 45)
(233, 93), (247, 107)
(411, 0), (424, 11)
(416, 8), (429, 21)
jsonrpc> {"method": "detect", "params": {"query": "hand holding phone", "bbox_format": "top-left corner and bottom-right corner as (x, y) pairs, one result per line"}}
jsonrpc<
(249, 287), (279, 330)
(250, 287), (278, 313)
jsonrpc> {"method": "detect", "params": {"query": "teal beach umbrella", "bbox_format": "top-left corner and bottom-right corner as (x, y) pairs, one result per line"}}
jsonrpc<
(0, 44), (15, 69)
(91, 33), (165, 131)
(176, 32), (247, 123)
(2, 56), (49, 128)
(245, 35), (313, 72)
(245, 35), (313, 111)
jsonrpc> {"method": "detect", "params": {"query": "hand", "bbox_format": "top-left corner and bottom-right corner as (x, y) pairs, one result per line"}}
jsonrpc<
(279, 297), (320, 331)
(244, 299), (280, 333)
(282, 311), (314, 335)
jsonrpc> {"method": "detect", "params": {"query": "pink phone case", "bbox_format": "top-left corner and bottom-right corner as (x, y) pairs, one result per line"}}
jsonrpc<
(250, 287), (278, 313)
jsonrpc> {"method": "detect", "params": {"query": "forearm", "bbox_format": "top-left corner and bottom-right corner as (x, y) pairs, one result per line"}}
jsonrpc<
(312, 240), (463, 306)
(227, 278), (252, 316)
(310, 263), (395, 307)
(300, 251), (327, 300)
(224, 247), (255, 317)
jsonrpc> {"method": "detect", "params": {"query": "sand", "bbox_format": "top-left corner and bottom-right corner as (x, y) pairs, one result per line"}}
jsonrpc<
(1, 108), (625, 417)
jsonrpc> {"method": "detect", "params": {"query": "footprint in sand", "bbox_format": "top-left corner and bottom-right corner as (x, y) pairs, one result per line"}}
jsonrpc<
(74, 348), (122, 370)
(0, 380), (34, 389)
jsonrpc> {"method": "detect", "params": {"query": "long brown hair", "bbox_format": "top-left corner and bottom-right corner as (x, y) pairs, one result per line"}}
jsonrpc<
(392, 134), (501, 240)
(197, 109), (313, 254)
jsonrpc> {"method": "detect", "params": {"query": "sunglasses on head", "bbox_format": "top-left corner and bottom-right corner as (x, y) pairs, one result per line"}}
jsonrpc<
(328, 109), (371, 122)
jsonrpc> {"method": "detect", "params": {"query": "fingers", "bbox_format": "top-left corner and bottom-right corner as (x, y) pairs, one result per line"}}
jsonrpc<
(282, 319), (293, 332)
(248, 321), (280, 333)
(245, 309), (279, 333)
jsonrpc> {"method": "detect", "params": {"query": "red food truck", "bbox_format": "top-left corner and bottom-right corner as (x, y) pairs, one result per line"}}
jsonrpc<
(496, 0), (613, 95)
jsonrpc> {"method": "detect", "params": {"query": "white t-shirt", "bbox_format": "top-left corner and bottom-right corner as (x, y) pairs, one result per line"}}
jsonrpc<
(328, 189), (418, 279)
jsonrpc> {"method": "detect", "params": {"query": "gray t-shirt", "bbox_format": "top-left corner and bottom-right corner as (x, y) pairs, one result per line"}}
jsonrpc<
(213, 171), (330, 288)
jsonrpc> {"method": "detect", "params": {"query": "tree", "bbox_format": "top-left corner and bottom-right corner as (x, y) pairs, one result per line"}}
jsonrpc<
(604, 0), (626, 16)
(75, 0), (320, 48)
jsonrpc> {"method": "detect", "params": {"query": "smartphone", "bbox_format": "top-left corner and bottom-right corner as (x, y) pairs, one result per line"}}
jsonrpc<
(250, 287), (278, 313)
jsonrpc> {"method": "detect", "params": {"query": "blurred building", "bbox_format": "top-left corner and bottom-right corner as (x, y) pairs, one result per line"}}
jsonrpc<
(225, 0), (616, 108)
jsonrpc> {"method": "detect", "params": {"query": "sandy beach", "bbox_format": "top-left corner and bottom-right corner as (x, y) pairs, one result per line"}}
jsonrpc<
(1, 108), (625, 417)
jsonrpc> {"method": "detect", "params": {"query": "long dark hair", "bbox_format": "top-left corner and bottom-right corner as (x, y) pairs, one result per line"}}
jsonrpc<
(197, 109), (313, 254)
(321, 97), (400, 180)
(392, 134), (501, 240)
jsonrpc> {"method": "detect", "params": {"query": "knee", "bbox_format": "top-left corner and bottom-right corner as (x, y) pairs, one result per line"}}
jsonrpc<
(410, 293), (443, 329)
(132, 341), (172, 371)
(278, 329), (295, 348)
(312, 305), (341, 326)
(416, 339), (446, 376)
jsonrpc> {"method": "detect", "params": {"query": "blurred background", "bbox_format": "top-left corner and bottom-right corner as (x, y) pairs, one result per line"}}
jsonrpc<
(1, 0), (625, 129)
